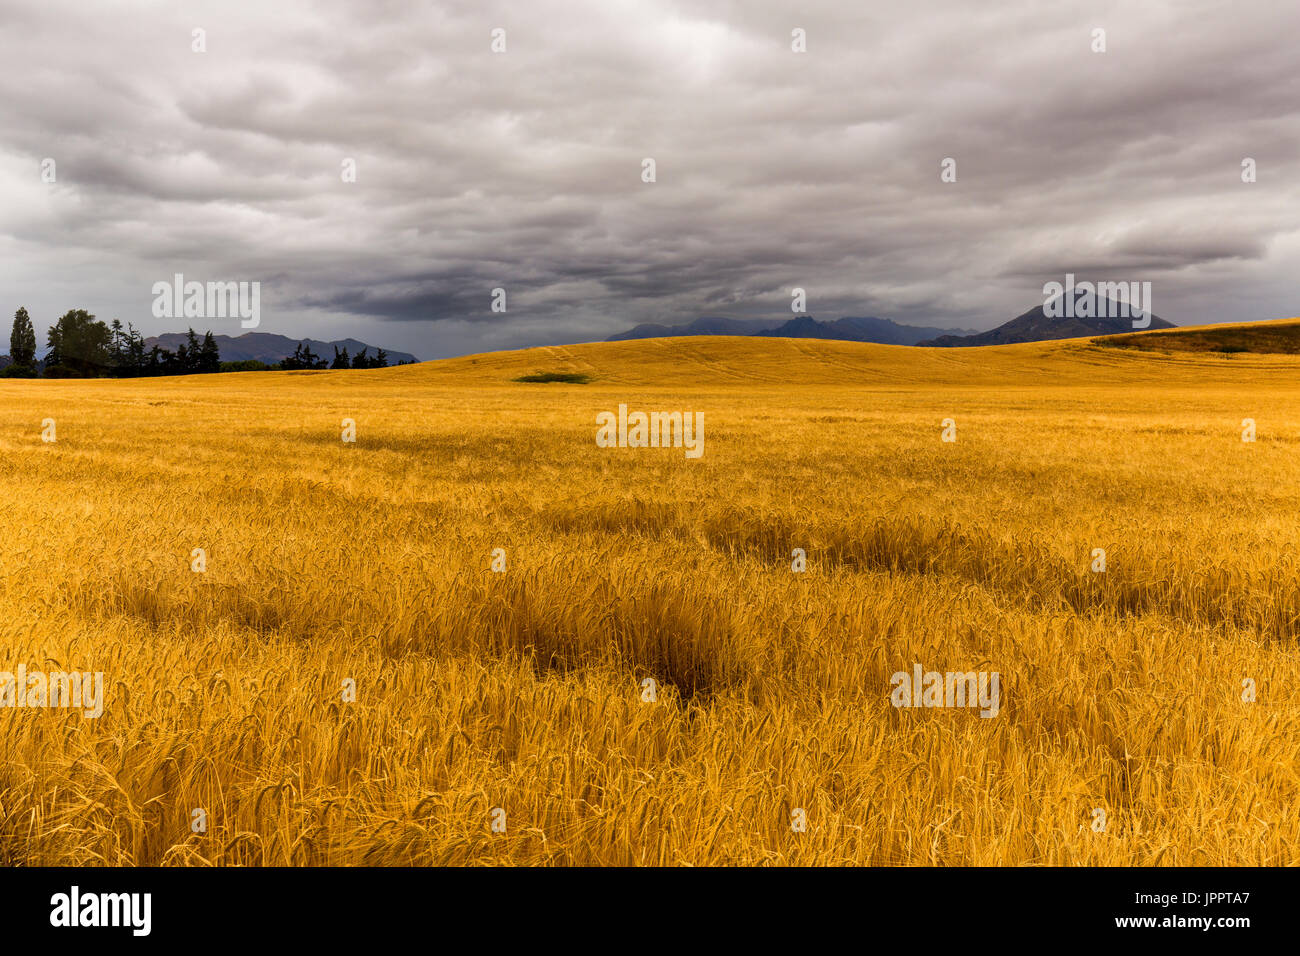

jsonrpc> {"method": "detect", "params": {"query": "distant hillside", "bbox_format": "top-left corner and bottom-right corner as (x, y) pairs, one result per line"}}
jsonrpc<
(608, 315), (973, 345)
(144, 331), (417, 365)
(757, 315), (977, 346)
(381, 332), (1300, 392)
(920, 293), (1173, 347)
(607, 317), (784, 340)
(1094, 318), (1300, 353)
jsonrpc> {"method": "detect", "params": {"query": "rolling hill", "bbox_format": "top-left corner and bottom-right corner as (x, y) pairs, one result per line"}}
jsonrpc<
(380, 319), (1300, 390)
(1095, 318), (1300, 353)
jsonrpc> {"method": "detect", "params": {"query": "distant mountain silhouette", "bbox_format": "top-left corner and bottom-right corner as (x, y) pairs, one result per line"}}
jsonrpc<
(920, 293), (1174, 347)
(144, 331), (418, 365)
(608, 315), (974, 345)
(607, 317), (785, 340)
(758, 315), (977, 346)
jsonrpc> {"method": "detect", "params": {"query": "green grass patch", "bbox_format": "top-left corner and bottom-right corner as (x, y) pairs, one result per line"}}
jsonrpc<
(514, 371), (591, 384)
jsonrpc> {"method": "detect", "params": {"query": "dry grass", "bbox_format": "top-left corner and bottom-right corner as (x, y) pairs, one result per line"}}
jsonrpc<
(1096, 317), (1300, 354)
(2, 332), (1300, 865)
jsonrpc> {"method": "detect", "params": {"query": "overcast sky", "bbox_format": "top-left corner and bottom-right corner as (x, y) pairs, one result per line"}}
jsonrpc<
(1, 0), (1296, 359)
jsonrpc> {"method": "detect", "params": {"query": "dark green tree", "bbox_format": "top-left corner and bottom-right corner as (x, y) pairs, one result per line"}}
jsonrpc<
(107, 318), (126, 372)
(331, 346), (351, 369)
(351, 347), (389, 369)
(9, 307), (37, 368)
(181, 328), (202, 373)
(148, 344), (169, 374)
(125, 325), (147, 376)
(46, 309), (111, 376)
(283, 342), (326, 370)
(199, 331), (221, 372)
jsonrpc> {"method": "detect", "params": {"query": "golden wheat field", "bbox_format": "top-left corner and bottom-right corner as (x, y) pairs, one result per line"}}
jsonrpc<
(3, 331), (1300, 866)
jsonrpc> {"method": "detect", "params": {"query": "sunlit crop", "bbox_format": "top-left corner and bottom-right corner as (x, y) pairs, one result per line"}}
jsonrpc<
(1, 333), (1297, 865)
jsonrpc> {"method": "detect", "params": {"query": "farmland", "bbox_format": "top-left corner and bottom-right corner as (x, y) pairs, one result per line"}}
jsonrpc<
(1, 331), (1299, 865)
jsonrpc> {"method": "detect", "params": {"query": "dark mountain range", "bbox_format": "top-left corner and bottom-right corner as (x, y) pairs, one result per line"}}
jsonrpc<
(757, 315), (978, 346)
(608, 315), (975, 345)
(607, 316), (785, 340)
(144, 331), (418, 365)
(920, 294), (1174, 347)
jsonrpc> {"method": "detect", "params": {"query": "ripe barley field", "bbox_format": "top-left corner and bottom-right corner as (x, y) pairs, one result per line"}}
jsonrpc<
(2, 333), (1300, 866)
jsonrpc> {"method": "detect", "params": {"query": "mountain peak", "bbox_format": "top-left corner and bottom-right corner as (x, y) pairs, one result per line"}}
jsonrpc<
(608, 314), (977, 346)
(919, 294), (1174, 347)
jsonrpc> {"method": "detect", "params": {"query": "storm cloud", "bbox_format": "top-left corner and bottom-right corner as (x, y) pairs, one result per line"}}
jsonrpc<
(1, 0), (1297, 358)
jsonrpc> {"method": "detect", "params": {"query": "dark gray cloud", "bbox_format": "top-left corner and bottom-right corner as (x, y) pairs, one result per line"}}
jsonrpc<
(0, 0), (1296, 358)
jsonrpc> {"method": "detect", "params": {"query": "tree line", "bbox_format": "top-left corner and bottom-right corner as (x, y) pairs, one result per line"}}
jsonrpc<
(3, 307), (396, 378)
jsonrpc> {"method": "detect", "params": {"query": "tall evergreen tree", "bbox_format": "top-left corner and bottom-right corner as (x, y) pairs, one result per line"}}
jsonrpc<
(45, 323), (62, 370)
(199, 331), (221, 372)
(108, 319), (126, 373)
(352, 347), (389, 369)
(284, 341), (326, 370)
(183, 328), (202, 373)
(123, 325), (146, 376)
(10, 306), (37, 367)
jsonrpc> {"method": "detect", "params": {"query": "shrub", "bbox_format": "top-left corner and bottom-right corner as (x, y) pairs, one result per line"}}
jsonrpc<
(513, 371), (590, 384)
